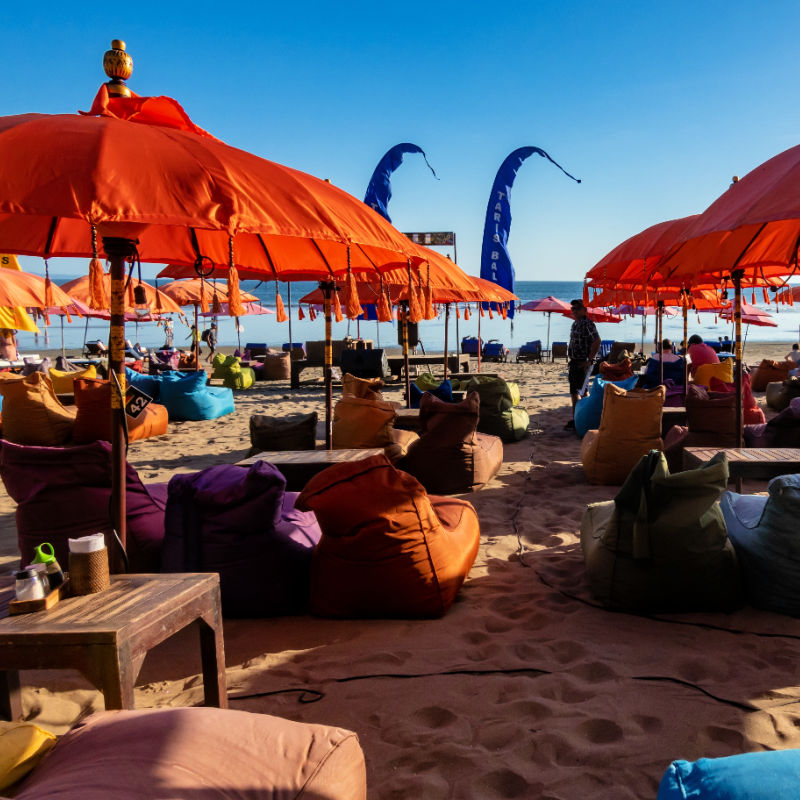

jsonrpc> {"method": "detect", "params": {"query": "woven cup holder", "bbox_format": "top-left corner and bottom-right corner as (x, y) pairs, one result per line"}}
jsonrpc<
(69, 548), (110, 595)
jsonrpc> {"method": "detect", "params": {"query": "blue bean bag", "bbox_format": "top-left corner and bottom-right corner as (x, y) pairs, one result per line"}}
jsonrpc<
(574, 375), (638, 437)
(641, 357), (687, 389)
(125, 367), (163, 401)
(720, 474), (800, 616)
(409, 379), (453, 409)
(658, 750), (800, 799)
(159, 371), (234, 421)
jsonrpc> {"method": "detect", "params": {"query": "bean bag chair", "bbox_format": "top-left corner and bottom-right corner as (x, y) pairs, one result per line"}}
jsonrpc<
(751, 358), (792, 391)
(658, 750), (800, 800)
(159, 371), (235, 421)
(581, 384), (665, 485)
(466, 376), (528, 442)
(409, 378), (453, 408)
(581, 450), (742, 612)
(0, 373), (76, 446)
(125, 367), (162, 402)
(249, 412), (318, 453)
(574, 375), (639, 438)
(765, 376), (800, 411)
(640, 357), (686, 390)
(720, 474), (800, 616)
(12, 707), (367, 800)
(400, 391), (503, 494)
(48, 365), (97, 394)
(72, 379), (169, 444)
(342, 373), (385, 400)
(162, 461), (322, 617)
(708, 374), (765, 424)
(261, 351), (291, 380)
(296, 454), (480, 618)
(745, 397), (800, 448)
(332, 395), (416, 461)
(0, 440), (167, 572)
(598, 358), (632, 381)
(693, 359), (734, 388)
(178, 351), (198, 370)
(21, 357), (51, 376)
(211, 353), (255, 389)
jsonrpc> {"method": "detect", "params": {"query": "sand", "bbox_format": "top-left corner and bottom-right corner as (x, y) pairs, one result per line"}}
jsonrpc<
(2, 340), (800, 799)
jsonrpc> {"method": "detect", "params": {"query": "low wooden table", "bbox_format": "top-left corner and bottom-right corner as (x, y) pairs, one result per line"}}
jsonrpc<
(386, 354), (470, 379)
(683, 447), (800, 480)
(239, 448), (384, 489)
(0, 573), (226, 720)
(394, 408), (422, 431)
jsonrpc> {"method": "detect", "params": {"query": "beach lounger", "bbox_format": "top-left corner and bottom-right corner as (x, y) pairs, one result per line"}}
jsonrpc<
(516, 340), (543, 363)
(551, 341), (568, 361)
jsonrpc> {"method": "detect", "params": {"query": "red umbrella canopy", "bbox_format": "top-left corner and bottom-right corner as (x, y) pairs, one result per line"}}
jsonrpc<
(0, 88), (421, 279)
(719, 302), (777, 327)
(518, 296), (572, 313)
(656, 147), (800, 283)
(560, 307), (623, 324)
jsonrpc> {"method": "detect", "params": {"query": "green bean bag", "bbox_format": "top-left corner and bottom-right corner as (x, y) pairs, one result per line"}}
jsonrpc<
(466, 376), (528, 442)
(212, 353), (255, 390)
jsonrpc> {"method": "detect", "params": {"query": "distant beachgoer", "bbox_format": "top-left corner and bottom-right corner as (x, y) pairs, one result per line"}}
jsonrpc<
(187, 324), (201, 356)
(653, 339), (682, 363)
(565, 299), (600, 430)
(687, 334), (719, 376)
(163, 318), (174, 349)
(0, 329), (18, 361)
(787, 343), (800, 365)
(204, 322), (218, 363)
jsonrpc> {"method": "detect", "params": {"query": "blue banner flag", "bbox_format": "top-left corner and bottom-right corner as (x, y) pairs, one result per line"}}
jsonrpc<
(480, 147), (580, 318)
(364, 143), (437, 223)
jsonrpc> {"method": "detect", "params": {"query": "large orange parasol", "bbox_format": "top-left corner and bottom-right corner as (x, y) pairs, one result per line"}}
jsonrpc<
(62, 273), (183, 315)
(0, 269), (77, 310)
(158, 278), (257, 309)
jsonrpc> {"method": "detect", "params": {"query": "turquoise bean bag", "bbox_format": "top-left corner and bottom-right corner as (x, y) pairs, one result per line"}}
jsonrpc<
(159, 371), (234, 421)
(658, 750), (800, 798)
(125, 367), (163, 401)
(574, 375), (638, 437)
(720, 473), (800, 616)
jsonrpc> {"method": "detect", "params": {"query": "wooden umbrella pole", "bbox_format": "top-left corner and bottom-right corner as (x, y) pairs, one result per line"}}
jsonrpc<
(402, 303), (411, 409)
(477, 308), (482, 373)
(658, 301), (664, 386)
(733, 270), (744, 452)
(443, 303), (450, 382)
(102, 236), (137, 570)
(683, 302), (689, 401)
(194, 304), (199, 369)
(287, 282), (293, 352)
(455, 303), (459, 361)
(546, 312), (551, 352)
(322, 282), (333, 449)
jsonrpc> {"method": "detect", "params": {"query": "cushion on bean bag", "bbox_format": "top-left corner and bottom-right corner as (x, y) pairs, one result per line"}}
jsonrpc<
(721, 474), (800, 616)
(296, 454), (480, 617)
(708, 374), (765, 424)
(159, 371), (234, 421)
(342, 373), (385, 400)
(640, 357), (687, 389)
(598, 359), (632, 381)
(581, 450), (741, 612)
(581, 384), (665, 485)
(0, 373), (76, 446)
(0, 721), (55, 791)
(657, 750), (800, 800)
(332, 396), (396, 449)
(400, 391), (503, 493)
(48, 365), (97, 394)
(72, 379), (168, 444)
(685, 383), (738, 440)
(693, 359), (734, 387)
(162, 461), (322, 616)
(249, 412), (318, 453)
(574, 375), (638, 437)
(409, 379), (453, 409)
(751, 358), (792, 391)
(12, 707), (367, 800)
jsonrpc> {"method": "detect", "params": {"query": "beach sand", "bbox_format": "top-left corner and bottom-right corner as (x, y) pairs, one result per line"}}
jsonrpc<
(2, 340), (799, 798)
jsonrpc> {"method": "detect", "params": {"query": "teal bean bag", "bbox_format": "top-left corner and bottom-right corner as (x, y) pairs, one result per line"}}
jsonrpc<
(574, 375), (638, 437)
(720, 474), (800, 616)
(658, 750), (800, 798)
(125, 367), (163, 401)
(159, 371), (234, 421)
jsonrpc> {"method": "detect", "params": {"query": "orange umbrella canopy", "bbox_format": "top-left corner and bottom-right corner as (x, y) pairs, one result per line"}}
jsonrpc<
(61, 273), (182, 314)
(0, 269), (76, 310)
(159, 278), (257, 307)
(0, 91), (421, 279)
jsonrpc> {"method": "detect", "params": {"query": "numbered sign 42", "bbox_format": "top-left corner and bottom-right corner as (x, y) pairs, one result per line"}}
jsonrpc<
(125, 385), (153, 419)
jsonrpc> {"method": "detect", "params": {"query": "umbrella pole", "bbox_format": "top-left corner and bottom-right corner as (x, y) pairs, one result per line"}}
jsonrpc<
(641, 314), (646, 354)
(102, 236), (136, 572)
(194, 305), (200, 370)
(477, 308), (482, 373)
(60, 317), (65, 360)
(658, 301), (664, 386)
(733, 270), (744, 482)
(443, 303), (450, 382)
(455, 304), (460, 361)
(321, 282), (333, 449)
(401, 303), (411, 409)
(546, 312), (551, 352)
(236, 317), (241, 352)
(287, 283), (293, 353)
(683, 303), (689, 400)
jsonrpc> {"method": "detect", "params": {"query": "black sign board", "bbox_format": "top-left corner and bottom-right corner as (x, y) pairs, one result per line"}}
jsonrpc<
(125, 384), (153, 419)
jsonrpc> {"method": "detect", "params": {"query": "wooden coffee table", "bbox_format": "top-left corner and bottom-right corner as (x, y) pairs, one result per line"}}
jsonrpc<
(238, 448), (384, 490)
(683, 447), (800, 480)
(0, 573), (226, 720)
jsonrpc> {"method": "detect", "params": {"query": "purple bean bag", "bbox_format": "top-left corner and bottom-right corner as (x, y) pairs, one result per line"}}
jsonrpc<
(0, 440), (167, 572)
(161, 461), (321, 617)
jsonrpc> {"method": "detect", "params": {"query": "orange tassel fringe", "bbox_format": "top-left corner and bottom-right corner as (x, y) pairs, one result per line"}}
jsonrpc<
(88, 257), (107, 310)
(227, 267), (245, 317)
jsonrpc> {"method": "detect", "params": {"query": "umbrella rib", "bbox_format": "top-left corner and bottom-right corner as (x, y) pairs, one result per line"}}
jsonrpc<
(309, 239), (335, 278)
(44, 216), (59, 255)
(730, 222), (768, 272)
(255, 234), (279, 281)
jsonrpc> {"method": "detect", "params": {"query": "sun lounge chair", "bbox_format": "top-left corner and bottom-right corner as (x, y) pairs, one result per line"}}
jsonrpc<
(83, 340), (107, 357)
(461, 336), (481, 355)
(551, 341), (568, 361)
(481, 339), (509, 362)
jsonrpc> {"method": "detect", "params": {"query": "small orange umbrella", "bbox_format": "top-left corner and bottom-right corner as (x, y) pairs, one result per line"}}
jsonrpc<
(61, 273), (183, 315)
(158, 278), (256, 309)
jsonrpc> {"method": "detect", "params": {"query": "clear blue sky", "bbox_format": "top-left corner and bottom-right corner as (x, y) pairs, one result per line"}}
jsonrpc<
(4, 0), (800, 280)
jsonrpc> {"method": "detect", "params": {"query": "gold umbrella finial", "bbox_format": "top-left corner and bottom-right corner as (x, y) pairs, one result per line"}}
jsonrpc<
(103, 39), (133, 97)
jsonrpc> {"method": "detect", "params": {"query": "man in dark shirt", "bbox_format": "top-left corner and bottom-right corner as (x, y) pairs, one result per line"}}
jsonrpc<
(565, 299), (601, 429)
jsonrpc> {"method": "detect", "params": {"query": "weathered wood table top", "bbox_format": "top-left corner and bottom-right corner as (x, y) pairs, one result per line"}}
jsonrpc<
(683, 447), (800, 479)
(238, 448), (384, 468)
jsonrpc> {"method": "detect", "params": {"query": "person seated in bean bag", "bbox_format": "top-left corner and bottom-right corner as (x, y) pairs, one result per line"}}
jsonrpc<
(296, 454), (480, 618)
(399, 391), (502, 494)
(687, 334), (719, 377)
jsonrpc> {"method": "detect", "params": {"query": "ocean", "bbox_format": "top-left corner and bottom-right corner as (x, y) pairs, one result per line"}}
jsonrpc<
(18, 278), (800, 354)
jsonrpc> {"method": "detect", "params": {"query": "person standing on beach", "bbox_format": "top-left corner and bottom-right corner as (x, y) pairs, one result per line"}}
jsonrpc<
(565, 299), (601, 430)
(204, 322), (218, 363)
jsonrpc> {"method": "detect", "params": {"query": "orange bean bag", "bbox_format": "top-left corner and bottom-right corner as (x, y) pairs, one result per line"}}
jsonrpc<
(296, 454), (480, 618)
(72, 378), (169, 444)
(332, 395), (395, 449)
(693, 360), (734, 388)
(581, 384), (665, 485)
(751, 359), (792, 392)
(0, 373), (76, 446)
(598, 359), (633, 381)
(342, 373), (385, 400)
